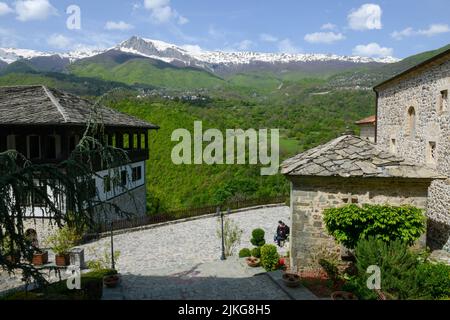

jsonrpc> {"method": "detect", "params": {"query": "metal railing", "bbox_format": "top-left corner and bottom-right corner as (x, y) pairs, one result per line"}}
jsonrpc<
(95, 195), (288, 234)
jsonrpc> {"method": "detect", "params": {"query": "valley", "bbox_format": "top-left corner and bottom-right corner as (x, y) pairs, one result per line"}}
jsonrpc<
(1, 37), (448, 212)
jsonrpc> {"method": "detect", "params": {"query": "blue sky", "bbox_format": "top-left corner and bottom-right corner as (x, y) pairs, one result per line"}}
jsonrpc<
(0, 0), (449, 58)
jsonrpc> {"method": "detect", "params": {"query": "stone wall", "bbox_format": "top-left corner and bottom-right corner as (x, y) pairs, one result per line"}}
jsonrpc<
(359, 124), (375, 142)
(376, 59), (450, 250)
(289, 176), (430, 272)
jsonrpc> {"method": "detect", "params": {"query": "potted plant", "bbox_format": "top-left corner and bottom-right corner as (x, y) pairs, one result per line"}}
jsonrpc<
(1, 235), (21, 264)
(46, 226), (81, 267)
(103, 274), (121, 288)
(330, 291), (358, 300)
(245, 256), (261, 267)
(282, 272), (301, 288)
(32, 249), (49, 266)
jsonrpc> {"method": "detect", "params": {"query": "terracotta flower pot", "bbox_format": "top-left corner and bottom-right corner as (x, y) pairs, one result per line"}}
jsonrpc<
(245, 257), (261, 267)
(331, 291), (358, 300)
(32, 251), (48, 266)
(282, 272), (301, 288)
(103, 274), (121, 288)
(55, 254), (70, 266)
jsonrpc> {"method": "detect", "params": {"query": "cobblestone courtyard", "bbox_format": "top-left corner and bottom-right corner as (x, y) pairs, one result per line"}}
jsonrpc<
(83, 206), (291, 276)
(2, 206), (302, 299)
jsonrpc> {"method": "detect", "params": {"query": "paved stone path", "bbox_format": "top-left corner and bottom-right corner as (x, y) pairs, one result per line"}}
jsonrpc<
(83, 206), (291, 275)
(104, 258), (294, 300)
(2, 206), (300, 299)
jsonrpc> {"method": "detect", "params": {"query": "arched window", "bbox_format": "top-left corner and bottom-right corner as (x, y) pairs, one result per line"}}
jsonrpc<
(408, 107), (416, 137)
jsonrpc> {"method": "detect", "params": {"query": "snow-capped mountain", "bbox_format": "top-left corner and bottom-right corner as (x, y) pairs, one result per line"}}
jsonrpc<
(116, 36), (399, 65)
(0, 36), (399, 75)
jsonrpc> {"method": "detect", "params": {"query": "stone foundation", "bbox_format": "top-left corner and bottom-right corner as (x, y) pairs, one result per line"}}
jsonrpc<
(289, 176), (430, 272)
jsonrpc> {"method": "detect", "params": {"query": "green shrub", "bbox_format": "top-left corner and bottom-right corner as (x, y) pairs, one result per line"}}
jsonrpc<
(251, 247), (261, 258)
(45, 226), (82, 255)
(260, 244), (279, 272)
(415, 263), (450, 299)
(319, 258), (340, 282)
(239, 248), (251, 258)
(349, 237), (421, 300)
(250, 228), (266, 247)
(324, 204), (425, 249)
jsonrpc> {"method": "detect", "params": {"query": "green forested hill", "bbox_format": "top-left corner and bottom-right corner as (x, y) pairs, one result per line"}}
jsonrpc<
(106, 88), (374, 211)
(0, 44), (447, 212)
(108, 99), (290, 212)
(69, 52), (224, 89)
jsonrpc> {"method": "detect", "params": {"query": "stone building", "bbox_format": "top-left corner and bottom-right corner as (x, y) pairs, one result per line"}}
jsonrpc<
(374, 49), (450, 251)
(281, 135), (443, 271)
(282, 48), (450, 272)
(355, 115), (376, 142)
(0, 85), (159, 243)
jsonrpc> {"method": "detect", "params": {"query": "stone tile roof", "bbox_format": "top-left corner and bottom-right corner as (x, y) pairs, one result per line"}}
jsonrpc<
(0, 85), (159, 129)
(281, 135), (444, 179)
(355, 115), (376, 125)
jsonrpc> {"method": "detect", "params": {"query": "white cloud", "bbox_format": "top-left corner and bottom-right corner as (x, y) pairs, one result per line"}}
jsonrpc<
(304, 32), (345, 44)
(15, 0), (57, 22)
(418, 24), (450, 37)
(260, 33), (278, 42)
(0, 2), (13, 16)
(177, 15), (189, 25)
(391, 24), (450, 40)
(353, 42), (393, 57)
(321, 23), (337, 31)
(105, 21), (134, 31)
(348, 3), (382, 31)
(47, 34), (72, 49)
(391, 27), (415, 40)
(278, 39), (301, 54)
(144, 0), (169, 10)
(143, 0), (188, 25)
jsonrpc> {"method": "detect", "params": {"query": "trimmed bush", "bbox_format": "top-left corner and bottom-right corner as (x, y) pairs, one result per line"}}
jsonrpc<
(324, 204), (425, 249)
(250, 228), (266, 247)
(239, 248), (251, 258)
(251, 247), (261, 258)
(260, 244), (279, 272)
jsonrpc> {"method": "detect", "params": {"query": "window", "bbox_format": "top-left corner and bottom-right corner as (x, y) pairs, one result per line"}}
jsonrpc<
(19, 191), (31, 207)
(32, 182), (47, 207)
(123, 134), (130, 149)
(27, 135), (41, 160)
(88, 179), (97, 199)
(0, 135), (6, 152)
(120, 170), (127, 187)
(428, 141), (437, 164)
(7, 135), (15, 150)
(132, 166), (142, 182)
(103, 175), (111, 193)
(133, 134), (138, 150)
(46, 135), (57, 159)
(141, 133), (146, 150)
(407, 107), (416, 137)
(69, 135), (79, 153)
(440, 90), (448, 112)
(390, 139), (397, 154)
